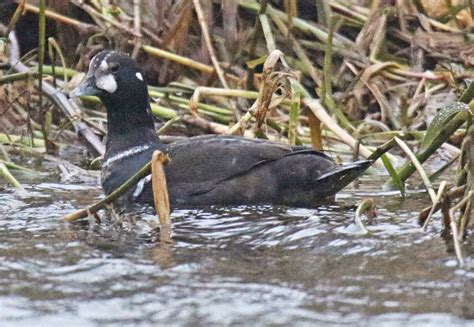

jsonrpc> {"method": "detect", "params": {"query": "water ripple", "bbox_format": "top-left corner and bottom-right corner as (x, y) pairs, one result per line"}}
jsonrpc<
(0, 178), (472, 326)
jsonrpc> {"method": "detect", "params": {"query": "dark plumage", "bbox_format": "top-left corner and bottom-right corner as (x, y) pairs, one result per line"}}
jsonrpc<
(70, 51), (372, 207)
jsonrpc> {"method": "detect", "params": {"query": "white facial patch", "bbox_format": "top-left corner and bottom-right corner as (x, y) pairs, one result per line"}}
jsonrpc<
(136, 72), (143, 81)
(100, 59), (108, 70)
(95, 74), (117, 94)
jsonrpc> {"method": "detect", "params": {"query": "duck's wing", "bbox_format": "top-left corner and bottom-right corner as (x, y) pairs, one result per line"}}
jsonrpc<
(165, 135), (290, 183)
(164, 135), (334, 190)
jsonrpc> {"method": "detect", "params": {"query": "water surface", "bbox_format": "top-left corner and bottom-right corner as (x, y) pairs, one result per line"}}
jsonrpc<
(0, 176), (472, 326)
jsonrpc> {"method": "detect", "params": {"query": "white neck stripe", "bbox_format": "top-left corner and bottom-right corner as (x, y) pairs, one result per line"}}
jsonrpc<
(104, 144), (152, 167)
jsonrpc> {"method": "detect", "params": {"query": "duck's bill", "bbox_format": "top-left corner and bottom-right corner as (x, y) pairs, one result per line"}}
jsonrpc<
(69, 77), (99, 98)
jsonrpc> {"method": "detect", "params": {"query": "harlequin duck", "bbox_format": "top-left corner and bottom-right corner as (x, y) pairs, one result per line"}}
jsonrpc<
(70, 50), (371, 207)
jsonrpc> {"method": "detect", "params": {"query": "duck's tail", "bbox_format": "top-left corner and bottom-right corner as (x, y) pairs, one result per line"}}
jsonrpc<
(314, 160), (373, 196)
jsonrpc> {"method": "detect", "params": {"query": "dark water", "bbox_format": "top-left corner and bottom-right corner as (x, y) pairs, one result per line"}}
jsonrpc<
(0, 176), (473, 326)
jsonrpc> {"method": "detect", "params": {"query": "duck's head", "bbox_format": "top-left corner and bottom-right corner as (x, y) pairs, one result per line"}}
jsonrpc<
(69, 50), (147, 101)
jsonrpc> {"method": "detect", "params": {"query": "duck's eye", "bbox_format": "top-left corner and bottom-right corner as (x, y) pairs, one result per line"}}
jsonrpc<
(110, 63), (120, 73)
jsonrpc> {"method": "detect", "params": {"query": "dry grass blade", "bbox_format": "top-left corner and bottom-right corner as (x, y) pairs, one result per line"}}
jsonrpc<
(22, 2), (99, 33)
(260, 14), (277, 52)
(458, 124), (474, 237)
(151, 151), (172, 243)
(458, 193), (473, 239)
(226, 100), (258, 135)
(245, 0), (269, 89)
(418, 185), (467, 225)
(307, 110), (323, 150)
(448, 193), (471, 267)
(288, 77), (300, 145)
(6, 0), (25, 36)
(188, 87), (262, 114)
(394, 137), (437, 203)
(193, 0), (228, 89)
(47, 38), (68, 85)
(38, 0), (46, 150)
(422, 181), (447, 230)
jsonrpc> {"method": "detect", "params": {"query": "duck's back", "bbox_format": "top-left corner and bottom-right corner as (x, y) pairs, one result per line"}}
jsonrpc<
(130, 135), (369, 207)
(164, 135), (329, 183)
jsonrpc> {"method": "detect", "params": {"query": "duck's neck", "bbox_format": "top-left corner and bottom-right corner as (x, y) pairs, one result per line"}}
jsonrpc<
(102, 95), (159, 156)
